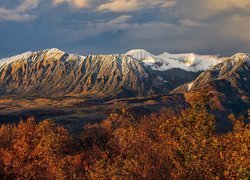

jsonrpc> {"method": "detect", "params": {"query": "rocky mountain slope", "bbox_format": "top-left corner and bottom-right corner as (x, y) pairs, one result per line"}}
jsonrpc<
(1, 48), (218, 99)
(0, 49), (169, 99)
(172, 53), (250, 113)
(0, 49), (249, 132)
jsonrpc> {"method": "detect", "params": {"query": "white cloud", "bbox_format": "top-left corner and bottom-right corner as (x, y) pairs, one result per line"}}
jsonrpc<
(71, 15), (133, 37)
(53, 0), (89, 9)
(0, 8), (35, 22)
(179, 19), (207, 27)
(176, 0), (250, 20)
(205, 0), (250, 11)
(0, 0), (90, 22)
(97, 0), (176, 12)
(17, 0), (40, 12)
(0, 0), (39, 22)
(90, 15), (132, 33)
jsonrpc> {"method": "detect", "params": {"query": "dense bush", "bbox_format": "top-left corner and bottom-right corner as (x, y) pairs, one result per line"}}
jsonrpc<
(0, 92), (249, 179)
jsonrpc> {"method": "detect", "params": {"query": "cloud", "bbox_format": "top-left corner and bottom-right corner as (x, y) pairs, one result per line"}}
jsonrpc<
(205, 0), (250, 11)
(17, 0), (40, 12)
(175, 0), (250, 20)
(0, 0), (39, 22)
(66, 10), (250, 55)
(1, 0), (250, 57)
(0, 0), (90, 22)
(179, 19), (207, 27)
(53, 0), (89, 9)
(65, 15), (133, 37)
(221, 14), (250, 42)
(97, 0), (176, 12)
(88, 15), (132, 34)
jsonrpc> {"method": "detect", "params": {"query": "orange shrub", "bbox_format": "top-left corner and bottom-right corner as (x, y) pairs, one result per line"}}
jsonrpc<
(0, 93), (249, 179)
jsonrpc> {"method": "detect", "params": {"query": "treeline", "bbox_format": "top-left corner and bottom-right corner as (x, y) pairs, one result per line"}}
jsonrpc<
(0, 92), (249, 179)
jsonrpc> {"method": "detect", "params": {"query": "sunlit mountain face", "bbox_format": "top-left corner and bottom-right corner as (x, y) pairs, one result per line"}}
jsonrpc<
(0, 48), (248, 130)
(0, 0), (249, 179)
(0, 48), (221, 99)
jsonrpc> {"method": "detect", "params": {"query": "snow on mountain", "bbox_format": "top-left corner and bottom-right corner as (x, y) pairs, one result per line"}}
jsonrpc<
(0, 49), (168, 98)
(0, 51), (33, 67)
(125, 49), (221, 72)
(1, 48), (221, 73)
(172, 52), (250, 119)
(1, 48), (245, 99)
(0, 48), (86, 69)
(229, 53), (250, 65)
(157, 52), (221, 72)
(172, 52), (250, 94)
(125, 49), (160, 64)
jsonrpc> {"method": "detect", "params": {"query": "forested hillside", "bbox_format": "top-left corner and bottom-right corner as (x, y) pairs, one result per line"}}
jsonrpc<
(0, 92), (249, 179)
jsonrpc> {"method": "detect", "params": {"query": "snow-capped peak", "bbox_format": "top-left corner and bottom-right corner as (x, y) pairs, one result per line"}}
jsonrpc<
(126, 49), (154, 57)
(231, 53), (249, 60)
(0, 51), (33, 67)
(125, 49), (221, 72)
(157, 52), (220, 71)
(45, 48), (86, 60)
(46, 48), (65, 54)
(225, 53), (250, 66)
(125, 49), (158, 63)
(0, 49), (87, 70)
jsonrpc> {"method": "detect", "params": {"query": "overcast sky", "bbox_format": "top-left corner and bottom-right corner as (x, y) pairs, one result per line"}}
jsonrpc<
(0, 0), (250, 58)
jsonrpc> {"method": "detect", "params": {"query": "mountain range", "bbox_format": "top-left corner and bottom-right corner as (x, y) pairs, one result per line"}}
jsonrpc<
(0, 48), (223, 99)
(0, 49), (249, 110)
(0, 48), (249, 132)
(126, 49), (221, 72)
(173, 53), (250, 113)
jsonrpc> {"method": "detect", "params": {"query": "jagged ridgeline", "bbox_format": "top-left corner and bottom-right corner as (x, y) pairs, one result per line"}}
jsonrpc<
(0, 49), (169, 99)
(2, 48), (243, 100)
(173, 53), (250, 95)
(172, 53), (250, 113)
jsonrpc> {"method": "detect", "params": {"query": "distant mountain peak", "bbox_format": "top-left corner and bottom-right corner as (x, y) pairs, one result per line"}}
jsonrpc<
(125, 49), (220, 72)
(0, 48), (86, 68)
(46, 48), (66, 55)
(126, 49), (152, 54)
(0, 51), (33, 67)
(231, 53), (250, 61)
(173, 52), (250, 93)
(1, 48), (248, 74)
(0, 50), (169, 99)
(125, 49), (157, 63)
(0, 48), (248, 100)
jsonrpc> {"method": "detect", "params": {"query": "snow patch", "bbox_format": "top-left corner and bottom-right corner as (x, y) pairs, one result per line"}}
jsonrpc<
(188, 82), (194, 91)
(125, 49), (221, 72)
(125, 49), (158, 64)
(0, 51), (33, 67)
(46, 48), (65, 55)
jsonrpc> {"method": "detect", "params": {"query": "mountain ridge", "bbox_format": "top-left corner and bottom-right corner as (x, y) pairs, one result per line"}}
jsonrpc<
(0, 49), (167, 99)
(172, 52), (250, 114)
(1, 48), (222, 72)
(0, 48), (249, 100)
(125, 49), (221, 72)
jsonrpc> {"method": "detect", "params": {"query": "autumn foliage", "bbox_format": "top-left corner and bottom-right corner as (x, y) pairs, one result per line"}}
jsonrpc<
(0, 92), (249, 179)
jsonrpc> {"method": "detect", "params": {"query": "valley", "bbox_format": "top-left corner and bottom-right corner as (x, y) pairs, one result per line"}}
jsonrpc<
(0, 48), (249, 134)
(0, 93), (187, 134)
(1, 1), (249, 178)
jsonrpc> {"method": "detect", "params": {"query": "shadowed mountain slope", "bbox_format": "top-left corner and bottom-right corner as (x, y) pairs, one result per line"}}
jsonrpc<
(173, 53), (250, 114)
